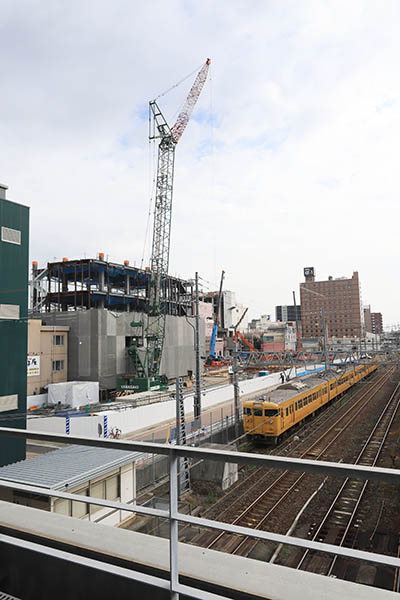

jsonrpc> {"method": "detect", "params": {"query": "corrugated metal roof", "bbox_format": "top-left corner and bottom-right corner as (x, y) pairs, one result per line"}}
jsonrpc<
(0, 445), (141, 490)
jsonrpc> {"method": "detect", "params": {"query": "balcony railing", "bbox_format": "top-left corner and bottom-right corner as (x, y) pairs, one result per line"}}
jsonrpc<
(0, 426), (399, 600)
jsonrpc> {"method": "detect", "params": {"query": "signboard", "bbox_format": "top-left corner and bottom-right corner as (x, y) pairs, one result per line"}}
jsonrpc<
(27, 355), (40, 377)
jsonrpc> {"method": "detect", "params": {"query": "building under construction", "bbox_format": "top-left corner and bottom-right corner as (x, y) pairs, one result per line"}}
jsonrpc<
(31, 256), (193, 316)
(30, 257), (201, 393)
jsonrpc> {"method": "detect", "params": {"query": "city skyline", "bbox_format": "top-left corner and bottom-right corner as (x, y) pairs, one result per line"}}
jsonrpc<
(1, 2), (399, 323)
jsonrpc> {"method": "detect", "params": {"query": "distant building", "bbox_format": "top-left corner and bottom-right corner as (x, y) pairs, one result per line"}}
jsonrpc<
(248, 314), (271, 331)
(248, 321), (296, 352)
(201, 290), (248, 333)
(364, 306), (372, 333)
(364, 306), (383, 335)
(330, 332), (381, 352)
(300, 267), (361, 338)
(0, 183), (29, 466)
(27, 319), (69, 396)
(198, 301), (224, 357)
(275, 305), (301, 323)
(371, 312), (383, 334)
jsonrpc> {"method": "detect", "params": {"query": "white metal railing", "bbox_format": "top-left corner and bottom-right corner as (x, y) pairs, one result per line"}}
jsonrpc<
(0, 426), (399, 600)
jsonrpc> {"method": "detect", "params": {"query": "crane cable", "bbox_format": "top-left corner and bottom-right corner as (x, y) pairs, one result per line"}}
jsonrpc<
(141, 60), (209, 269)
(153, 62), (203, 102)
(140, 136), (157, 270)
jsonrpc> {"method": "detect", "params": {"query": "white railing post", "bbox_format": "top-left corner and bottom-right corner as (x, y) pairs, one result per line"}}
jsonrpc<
(169, 451), (179, 599)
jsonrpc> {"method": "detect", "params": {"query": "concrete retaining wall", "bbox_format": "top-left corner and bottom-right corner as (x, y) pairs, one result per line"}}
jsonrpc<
(27, 393), (48, 410)
(27, 365), (326, 440)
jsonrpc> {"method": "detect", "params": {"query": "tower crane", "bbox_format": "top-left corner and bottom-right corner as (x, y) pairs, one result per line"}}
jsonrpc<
(119, 59), (211, 393)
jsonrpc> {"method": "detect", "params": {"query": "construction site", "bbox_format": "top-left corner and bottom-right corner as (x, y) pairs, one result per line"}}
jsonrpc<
(1, 54), (399, 600)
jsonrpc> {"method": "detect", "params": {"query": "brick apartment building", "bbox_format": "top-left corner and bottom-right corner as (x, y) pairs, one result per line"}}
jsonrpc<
(300, 267), (362, 338)
(364, 306), (383, 334)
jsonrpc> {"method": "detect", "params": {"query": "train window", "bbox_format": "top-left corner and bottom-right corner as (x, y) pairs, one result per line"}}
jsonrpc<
(285, 407), (288, 416)
(298, 399), (303, 408)
(330, 383), (336, 390)
(324, 386), (327, 394)
(280, 409), (283, 417)
(254, 409), (263, 416)
(312, 393), (317, 401)
(265, 409), (279, 416)
(244, 407), (252, 415)
(295, 402), (298, 410)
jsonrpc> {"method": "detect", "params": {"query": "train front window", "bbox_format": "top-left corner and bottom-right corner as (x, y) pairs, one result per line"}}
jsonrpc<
(244, 407), (252, 415)
(264, 409), (278, 417)
(254, 408), (263, 416)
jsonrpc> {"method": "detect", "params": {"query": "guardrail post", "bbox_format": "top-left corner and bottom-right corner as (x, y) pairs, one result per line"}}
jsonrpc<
(169, 451), (179, 599)
(152, 432), (155, 485)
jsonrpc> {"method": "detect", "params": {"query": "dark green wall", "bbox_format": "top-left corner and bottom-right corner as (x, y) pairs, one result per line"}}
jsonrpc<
(0, 196), (29, 466)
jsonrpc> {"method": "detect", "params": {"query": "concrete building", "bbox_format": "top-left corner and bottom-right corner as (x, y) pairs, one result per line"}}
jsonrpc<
(364, 306), (383, 334)
(0, 445), (137, 527)
(35, 309), (204, 392)
(371, 312), (383, 334)
(300, 267), (362, 339)
(364, 306), (372, 333)
(27, 319), (69, 396)
(275, 304), (301, 323)
(0, 183), (29, 466)
(260, 321), (296, 352)
(201, 290), (248, 333)
(329, 332), (381, 352)
(248, 314), (271, 330)
(245, 322), (296, 352)
(198, 301), (224, 357)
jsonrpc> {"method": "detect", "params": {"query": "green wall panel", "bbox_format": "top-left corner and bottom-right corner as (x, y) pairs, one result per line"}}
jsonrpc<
(0, 197), (29, 466)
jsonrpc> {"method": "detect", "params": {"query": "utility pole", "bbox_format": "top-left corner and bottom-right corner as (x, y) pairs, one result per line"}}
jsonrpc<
(232, 308), (248, 439)
(321, 310), (330, 372)
(194, 272), (201, 428)
(233, 340), (240, 439)
(292, 290), (300, 353)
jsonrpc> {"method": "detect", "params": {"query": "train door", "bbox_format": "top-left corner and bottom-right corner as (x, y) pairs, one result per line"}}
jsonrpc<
(289, 403), (295, 424)
(253, 402), (264, 436)
(243, 405), (254, 434)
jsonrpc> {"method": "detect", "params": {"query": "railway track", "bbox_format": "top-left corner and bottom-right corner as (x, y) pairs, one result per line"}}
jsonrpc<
(187, 367), (396, 554)
(294, 380), (400, 577)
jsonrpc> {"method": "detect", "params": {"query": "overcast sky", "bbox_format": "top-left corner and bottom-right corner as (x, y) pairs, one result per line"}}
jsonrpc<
(1, 1), (399, 327)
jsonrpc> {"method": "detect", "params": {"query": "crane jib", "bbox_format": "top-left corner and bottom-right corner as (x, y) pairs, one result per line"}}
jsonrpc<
(120, 59), (211, 392)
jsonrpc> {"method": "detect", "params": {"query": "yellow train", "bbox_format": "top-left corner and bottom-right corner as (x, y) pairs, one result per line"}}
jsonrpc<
(243, 361), (377, 444)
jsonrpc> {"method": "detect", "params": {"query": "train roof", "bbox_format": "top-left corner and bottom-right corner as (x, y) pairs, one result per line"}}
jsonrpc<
(249, 365), (366, 407)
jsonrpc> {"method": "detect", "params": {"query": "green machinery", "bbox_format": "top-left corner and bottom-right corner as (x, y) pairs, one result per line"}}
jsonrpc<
(117, 59), (210, 393)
